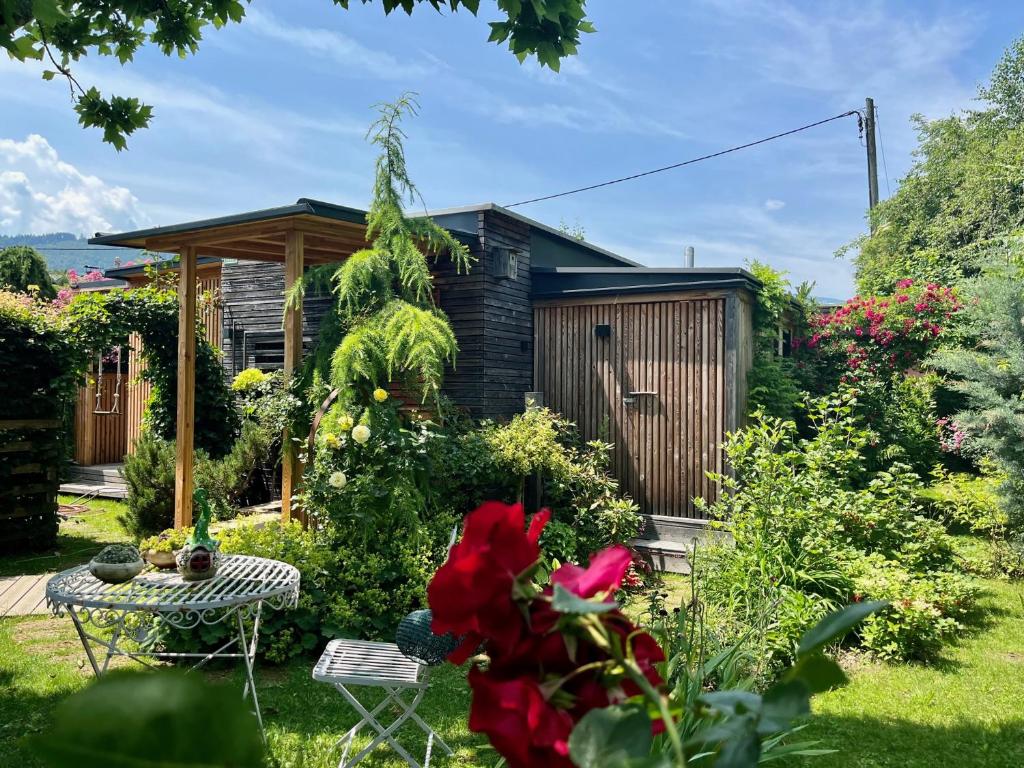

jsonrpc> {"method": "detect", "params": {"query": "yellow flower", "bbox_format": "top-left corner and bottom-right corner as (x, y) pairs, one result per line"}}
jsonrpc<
(337, 414), (354, 431)
(373, 387), (389, 403)
(26, 284), (39, 293)
(351, 424), (371, 445)
(328, 471), (347, 489)
(323, 432), (341, 450)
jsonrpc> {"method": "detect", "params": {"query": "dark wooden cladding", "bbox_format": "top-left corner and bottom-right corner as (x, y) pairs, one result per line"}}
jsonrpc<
(535, 298), (726, 519)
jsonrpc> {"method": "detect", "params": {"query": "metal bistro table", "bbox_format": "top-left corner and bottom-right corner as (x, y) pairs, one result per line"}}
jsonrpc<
(46, 554), (300, 736)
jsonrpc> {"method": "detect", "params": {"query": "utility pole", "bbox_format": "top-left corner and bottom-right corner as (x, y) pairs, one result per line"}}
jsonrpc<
(865, 97), (880, 220)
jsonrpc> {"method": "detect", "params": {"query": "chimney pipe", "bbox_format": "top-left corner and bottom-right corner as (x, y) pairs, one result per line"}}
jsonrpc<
(684, 246), (695, 268)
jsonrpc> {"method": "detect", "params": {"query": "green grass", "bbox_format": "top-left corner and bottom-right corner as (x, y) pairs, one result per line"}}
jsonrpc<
(2, 504), (1023, 766)
(0, 495), (129, 577)
(788, 578), (1024, 768)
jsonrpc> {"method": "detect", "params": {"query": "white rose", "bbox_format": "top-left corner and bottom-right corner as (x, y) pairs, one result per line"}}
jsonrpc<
(328, 471), (347, 489)
(351, 424), (371, 445)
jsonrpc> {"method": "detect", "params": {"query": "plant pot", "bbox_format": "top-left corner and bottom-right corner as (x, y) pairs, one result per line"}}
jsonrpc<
(89, 558), (144, 584)
(176, 545), (221, 582)
(144, 549), (178, 570)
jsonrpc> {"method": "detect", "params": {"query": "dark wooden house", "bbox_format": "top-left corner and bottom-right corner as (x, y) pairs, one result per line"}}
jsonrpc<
(85, 201), (758, 554)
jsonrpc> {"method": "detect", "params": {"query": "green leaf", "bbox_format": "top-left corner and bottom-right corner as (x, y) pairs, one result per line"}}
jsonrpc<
(785, 653), (847, 695)
(32, 0), (67, 26)
(797, 601), (886, 655)
(551, 583), (617, 614)
(759, 679), (811, 734)
(31, 670), (264, 767)
(568, 705), (653, 768)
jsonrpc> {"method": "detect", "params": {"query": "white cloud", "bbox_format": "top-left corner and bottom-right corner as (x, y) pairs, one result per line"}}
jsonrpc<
(764, 198), (785, 211)
(0, 135), (147, 236)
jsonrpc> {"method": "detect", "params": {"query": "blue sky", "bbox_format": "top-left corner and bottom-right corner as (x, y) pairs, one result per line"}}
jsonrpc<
(1, 0), (1022, 297)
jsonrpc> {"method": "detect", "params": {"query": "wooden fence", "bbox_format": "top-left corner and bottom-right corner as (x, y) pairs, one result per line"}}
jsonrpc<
(0, 419), (60, 552)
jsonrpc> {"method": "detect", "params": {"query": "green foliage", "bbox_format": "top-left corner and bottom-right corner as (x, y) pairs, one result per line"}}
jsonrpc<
(0, 246), (55, 298)
(696, 394), (976, 664)
(31, 670), (264, 768)
(295, 95), (471, 406)
(849, 36), (1024, 293)
(745, 261), (814, 421)
(120, 431), (176, 539)
(3, 1), (590, 148)
(121, 425), (271, 538)
(231, 366), (268, 391)
(928, 264), (1024, 531)
(63, 270), (239, 456)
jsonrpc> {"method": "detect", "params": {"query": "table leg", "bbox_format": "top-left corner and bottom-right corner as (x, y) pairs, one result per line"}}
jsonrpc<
(236, 607), (265, 741)
(67, 606), (101, 677)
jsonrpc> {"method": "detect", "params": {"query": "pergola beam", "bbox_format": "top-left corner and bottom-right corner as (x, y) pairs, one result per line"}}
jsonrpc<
(173, 246), (198, 529)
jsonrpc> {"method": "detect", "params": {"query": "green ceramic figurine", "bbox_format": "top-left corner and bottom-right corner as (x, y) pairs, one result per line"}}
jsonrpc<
(175, 488), (222, 582)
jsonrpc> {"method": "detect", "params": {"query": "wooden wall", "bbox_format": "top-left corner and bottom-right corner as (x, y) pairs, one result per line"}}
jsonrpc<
(432, 208), (534, 418)
(534, 293), (739, 520)
(220, 261), (331, 378)
(0, 420), (60, 551)
(74, 269), (223, 465)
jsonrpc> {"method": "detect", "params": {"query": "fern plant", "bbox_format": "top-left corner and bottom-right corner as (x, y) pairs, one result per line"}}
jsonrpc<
(293, 94), (472, 405)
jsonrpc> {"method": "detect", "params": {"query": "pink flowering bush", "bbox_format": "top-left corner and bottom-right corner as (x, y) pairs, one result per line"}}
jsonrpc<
(802, 280), (961, 379)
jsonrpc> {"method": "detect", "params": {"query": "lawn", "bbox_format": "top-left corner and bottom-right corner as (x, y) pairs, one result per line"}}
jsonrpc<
(2, 498), (1023, 766)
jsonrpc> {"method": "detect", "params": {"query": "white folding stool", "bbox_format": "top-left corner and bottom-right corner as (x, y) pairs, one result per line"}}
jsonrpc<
(313, 638), (453, 768)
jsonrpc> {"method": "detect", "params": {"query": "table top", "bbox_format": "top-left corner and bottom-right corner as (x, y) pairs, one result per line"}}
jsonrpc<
(46, 555), (301, 616)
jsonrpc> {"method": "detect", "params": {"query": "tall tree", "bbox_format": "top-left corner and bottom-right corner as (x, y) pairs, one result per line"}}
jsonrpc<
(1, 0), (592, 149)
(293, 93), (472, 405)
(0, 245), (56, 298)
(849, 35), (1024, 294)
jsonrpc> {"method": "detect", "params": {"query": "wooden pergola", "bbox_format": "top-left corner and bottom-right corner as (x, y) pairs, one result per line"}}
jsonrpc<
(91, 199), (371, 528)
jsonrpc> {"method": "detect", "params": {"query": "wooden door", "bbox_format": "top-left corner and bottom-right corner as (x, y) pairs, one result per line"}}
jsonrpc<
(534, 298), (725, 519)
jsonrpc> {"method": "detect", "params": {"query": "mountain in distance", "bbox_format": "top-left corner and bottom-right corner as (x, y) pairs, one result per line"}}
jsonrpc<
(0, 233), (144, 274)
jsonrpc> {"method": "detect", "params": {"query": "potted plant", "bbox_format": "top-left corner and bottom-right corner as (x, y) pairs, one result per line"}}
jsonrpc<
(140, 528), (189, 569)
(89, 544), (144, 584)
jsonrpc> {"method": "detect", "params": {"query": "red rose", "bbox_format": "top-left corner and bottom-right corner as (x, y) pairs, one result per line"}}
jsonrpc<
(467, 668), (575, 768)
(551, 544), (633, 599)
(429, 502), (550, 661)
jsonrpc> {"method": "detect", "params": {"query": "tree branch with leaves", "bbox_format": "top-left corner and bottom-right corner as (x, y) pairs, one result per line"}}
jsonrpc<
(1, 0), (592, 149)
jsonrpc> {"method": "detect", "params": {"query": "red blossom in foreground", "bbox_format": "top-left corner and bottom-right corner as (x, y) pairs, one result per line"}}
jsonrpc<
(429, 502), (669, 768)
(428, 501), (549, 662)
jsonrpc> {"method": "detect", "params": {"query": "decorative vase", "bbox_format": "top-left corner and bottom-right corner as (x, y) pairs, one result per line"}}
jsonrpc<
(144, 549), (178, 570)
(89, 558), (144, 584)
(175, 488), (221, 582)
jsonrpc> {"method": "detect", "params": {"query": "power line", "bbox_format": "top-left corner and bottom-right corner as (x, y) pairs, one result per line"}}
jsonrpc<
(504, 109), (863, 208)
(874, 105), (892, 198)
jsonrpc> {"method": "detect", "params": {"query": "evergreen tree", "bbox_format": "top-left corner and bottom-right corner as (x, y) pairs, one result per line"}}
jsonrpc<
(929, 248), (1024, 527)
(293, 94), (472, 406)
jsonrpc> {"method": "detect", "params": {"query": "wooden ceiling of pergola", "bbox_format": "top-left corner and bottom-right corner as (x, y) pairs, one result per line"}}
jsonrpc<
(89, 199), (371, 264)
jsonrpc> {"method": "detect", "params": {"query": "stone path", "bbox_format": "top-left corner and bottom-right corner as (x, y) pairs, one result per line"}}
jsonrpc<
(0, 573), (53, 617)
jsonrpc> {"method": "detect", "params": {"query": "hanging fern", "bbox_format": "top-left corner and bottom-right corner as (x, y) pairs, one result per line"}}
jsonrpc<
(297, 93), (473, 404)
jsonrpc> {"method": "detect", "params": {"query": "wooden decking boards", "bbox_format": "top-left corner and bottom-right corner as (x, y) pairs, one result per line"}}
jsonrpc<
(0, 573), (52, 617)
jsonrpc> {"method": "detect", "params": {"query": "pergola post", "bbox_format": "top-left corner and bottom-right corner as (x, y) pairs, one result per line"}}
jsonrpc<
(174, 246), (198, 529)
(281, 230), (305, 525)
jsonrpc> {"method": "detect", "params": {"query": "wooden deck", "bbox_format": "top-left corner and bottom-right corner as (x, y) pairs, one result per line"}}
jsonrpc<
(59, 463), (128, 499)
(0, 573), (52, 617)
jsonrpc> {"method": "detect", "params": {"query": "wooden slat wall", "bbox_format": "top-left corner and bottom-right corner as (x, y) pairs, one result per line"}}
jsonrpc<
(75, 271), (224, 464)
(534, 297), (726, 519)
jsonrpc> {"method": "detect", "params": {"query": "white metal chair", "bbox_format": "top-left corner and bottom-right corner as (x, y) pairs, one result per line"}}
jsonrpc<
(313, 629), (455, 767)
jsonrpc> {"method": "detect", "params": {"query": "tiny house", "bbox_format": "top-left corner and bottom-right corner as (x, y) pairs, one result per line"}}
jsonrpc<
(80, 201), (757, 540)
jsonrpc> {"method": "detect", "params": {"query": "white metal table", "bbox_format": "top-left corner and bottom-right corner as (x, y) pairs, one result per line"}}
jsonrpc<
(46, 554), (300, 736)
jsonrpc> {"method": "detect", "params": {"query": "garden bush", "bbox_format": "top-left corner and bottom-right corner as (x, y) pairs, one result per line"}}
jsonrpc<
(696, 392), (978, 664)
(121, 425), (274, 538)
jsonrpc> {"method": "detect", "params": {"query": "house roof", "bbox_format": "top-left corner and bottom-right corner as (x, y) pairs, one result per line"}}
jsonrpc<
(91, 198), (640, 271)
(531, 266), (761, 299)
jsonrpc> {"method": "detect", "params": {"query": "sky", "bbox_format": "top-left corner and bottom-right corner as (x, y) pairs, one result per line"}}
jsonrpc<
(1, 1), (1023, 298)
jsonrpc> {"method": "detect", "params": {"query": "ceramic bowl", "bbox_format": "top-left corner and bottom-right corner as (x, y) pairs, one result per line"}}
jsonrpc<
(143, 549), (179, 570)
(88, 558), (144, 584)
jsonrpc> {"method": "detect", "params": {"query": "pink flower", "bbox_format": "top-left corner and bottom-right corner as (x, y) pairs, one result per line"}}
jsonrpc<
(896, 278), (914, 289)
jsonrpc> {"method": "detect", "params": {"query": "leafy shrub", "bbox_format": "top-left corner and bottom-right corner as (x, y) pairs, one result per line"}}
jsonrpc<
(696, 393), (976, 663)
(852, 557), (976, 661)
(0, 246), (55, 299)
(231, 367), (269, 392)
(122, 426), (273, 538)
